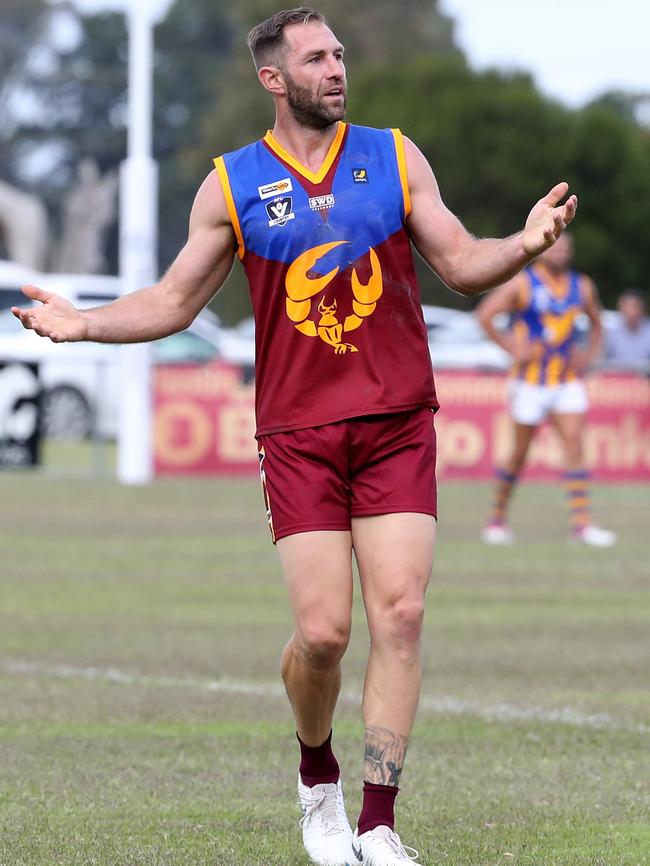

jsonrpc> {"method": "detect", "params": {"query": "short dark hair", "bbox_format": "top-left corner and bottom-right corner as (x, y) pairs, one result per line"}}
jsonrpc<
(247, 7), (327, 70)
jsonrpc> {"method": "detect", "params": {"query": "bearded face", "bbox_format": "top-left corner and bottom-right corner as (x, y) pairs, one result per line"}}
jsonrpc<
(283, 69), (347, 130)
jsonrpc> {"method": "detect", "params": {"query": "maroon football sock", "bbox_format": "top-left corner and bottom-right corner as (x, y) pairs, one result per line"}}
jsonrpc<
(297, 730), (340, 787)
(357, 782), (399, 834)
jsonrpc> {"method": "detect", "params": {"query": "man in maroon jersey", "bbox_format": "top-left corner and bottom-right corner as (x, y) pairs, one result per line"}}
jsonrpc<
(12, 8), (577, 865)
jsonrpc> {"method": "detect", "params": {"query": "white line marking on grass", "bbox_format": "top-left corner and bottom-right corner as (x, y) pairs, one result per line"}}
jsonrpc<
(415, 694), (649, 733)
(3, 659), (648, 735)
(2, 659), (285, 698)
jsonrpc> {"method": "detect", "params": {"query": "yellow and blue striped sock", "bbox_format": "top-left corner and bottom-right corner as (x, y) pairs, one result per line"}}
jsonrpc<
(488, 468), (518, 526)
(564, 469), (591, 534)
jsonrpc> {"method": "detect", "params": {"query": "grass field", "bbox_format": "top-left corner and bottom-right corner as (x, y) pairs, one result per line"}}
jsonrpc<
(0, 470), (648, 866)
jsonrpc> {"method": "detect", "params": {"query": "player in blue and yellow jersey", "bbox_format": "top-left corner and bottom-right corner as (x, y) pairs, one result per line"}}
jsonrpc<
(477, 233), (616, 548)
(12, 8), (580, 865)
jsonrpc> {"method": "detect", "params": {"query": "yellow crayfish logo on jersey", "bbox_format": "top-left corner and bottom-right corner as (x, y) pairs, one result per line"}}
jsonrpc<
(285, 241), (383, 355)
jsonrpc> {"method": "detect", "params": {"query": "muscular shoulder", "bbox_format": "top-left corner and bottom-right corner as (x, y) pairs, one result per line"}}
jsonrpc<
(402, 136), (434, 184)
(190, 169), (232, 231)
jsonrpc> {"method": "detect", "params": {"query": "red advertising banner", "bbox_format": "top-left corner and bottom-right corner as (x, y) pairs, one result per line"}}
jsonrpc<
(434, 371), (650, 482)
(153, 363), (256, 476)
(153, 364), (650, 482)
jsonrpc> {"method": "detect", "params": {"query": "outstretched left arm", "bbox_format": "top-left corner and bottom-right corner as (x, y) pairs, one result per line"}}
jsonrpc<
(403, 137), (577, 296)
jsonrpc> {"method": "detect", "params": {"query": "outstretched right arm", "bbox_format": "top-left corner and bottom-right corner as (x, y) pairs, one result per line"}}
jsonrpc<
(12, 170), (236, 344)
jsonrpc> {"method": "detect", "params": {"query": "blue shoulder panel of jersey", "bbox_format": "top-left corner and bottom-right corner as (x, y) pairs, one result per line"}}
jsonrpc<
(221, 125), (405, 275)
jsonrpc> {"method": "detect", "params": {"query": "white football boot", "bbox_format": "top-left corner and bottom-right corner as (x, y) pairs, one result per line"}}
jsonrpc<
(352, 825), (421, 865)
(298, 776), (354, 866)
(571, 525), (617, 547)
(480, 523), (514, 545)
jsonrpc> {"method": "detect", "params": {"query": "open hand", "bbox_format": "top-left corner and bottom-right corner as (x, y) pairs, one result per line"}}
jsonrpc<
(522, 182), (577, 258)
(11, 285), (88, 343)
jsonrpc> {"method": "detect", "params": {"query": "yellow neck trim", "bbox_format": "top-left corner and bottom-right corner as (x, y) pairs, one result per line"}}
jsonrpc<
(263, 122), (347, 184)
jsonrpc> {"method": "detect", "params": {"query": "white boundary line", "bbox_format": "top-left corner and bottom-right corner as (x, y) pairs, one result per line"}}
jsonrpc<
(2, 659), (285, 697)
(2, 659), (647, 735)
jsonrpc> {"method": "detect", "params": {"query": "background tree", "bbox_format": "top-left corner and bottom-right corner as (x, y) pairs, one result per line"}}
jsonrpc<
(565, 102), (650, 299)
(349, 56), (650, 309)
(154, 0), (234, 269)
(187, 0), (460, 321)
(0, 0), (60, 256)
(1, 0), (647, 316)
(0, 2), (127, 263)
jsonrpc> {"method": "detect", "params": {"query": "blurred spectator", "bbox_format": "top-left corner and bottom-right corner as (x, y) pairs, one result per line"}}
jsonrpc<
(605, 289), (650, 371)
(476, 234), (616, 547)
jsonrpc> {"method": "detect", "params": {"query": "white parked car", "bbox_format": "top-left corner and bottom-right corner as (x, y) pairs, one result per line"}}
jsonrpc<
(0, 305), (235, 439)
(424, 304), (622, 372)
(219, 316), (256, 369)
(0, 270), (125, 439)
(0, 308), (121, 439)
(421, 304), (468, 341)
(0, 264), (124, 311)
(422, 304), (510, 370)
(0, 266), (236, 439)
(0, 260), (44, 311)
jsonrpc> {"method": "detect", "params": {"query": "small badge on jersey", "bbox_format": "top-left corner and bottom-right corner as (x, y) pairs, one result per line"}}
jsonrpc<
(259, 178), (293, 200)
(352, 168), (368, 183)
(308, 193), (335, 212)
(266, 196), (295, 227)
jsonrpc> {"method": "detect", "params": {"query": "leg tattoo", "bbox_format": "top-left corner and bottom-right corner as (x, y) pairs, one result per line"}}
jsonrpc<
(364, 725), (409, 786)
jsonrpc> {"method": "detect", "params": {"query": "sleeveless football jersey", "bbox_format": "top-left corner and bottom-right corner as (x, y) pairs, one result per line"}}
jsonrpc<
(214, 122), (437, 435)
(512, 264), (586, 385)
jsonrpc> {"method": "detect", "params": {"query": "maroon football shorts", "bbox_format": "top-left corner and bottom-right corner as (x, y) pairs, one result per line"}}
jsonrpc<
(256, 408), (437, 543)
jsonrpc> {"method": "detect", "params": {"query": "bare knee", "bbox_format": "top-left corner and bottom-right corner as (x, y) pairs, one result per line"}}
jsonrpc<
(371, 594), (425, 651)
(294, 619), (351, 670)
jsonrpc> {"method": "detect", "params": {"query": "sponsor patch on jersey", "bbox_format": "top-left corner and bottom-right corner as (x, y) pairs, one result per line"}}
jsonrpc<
(266, 196), (295, 227)
(352, 168), (368, 183)
(258, 178), (293, 200)
(308, 193), (335, 211)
